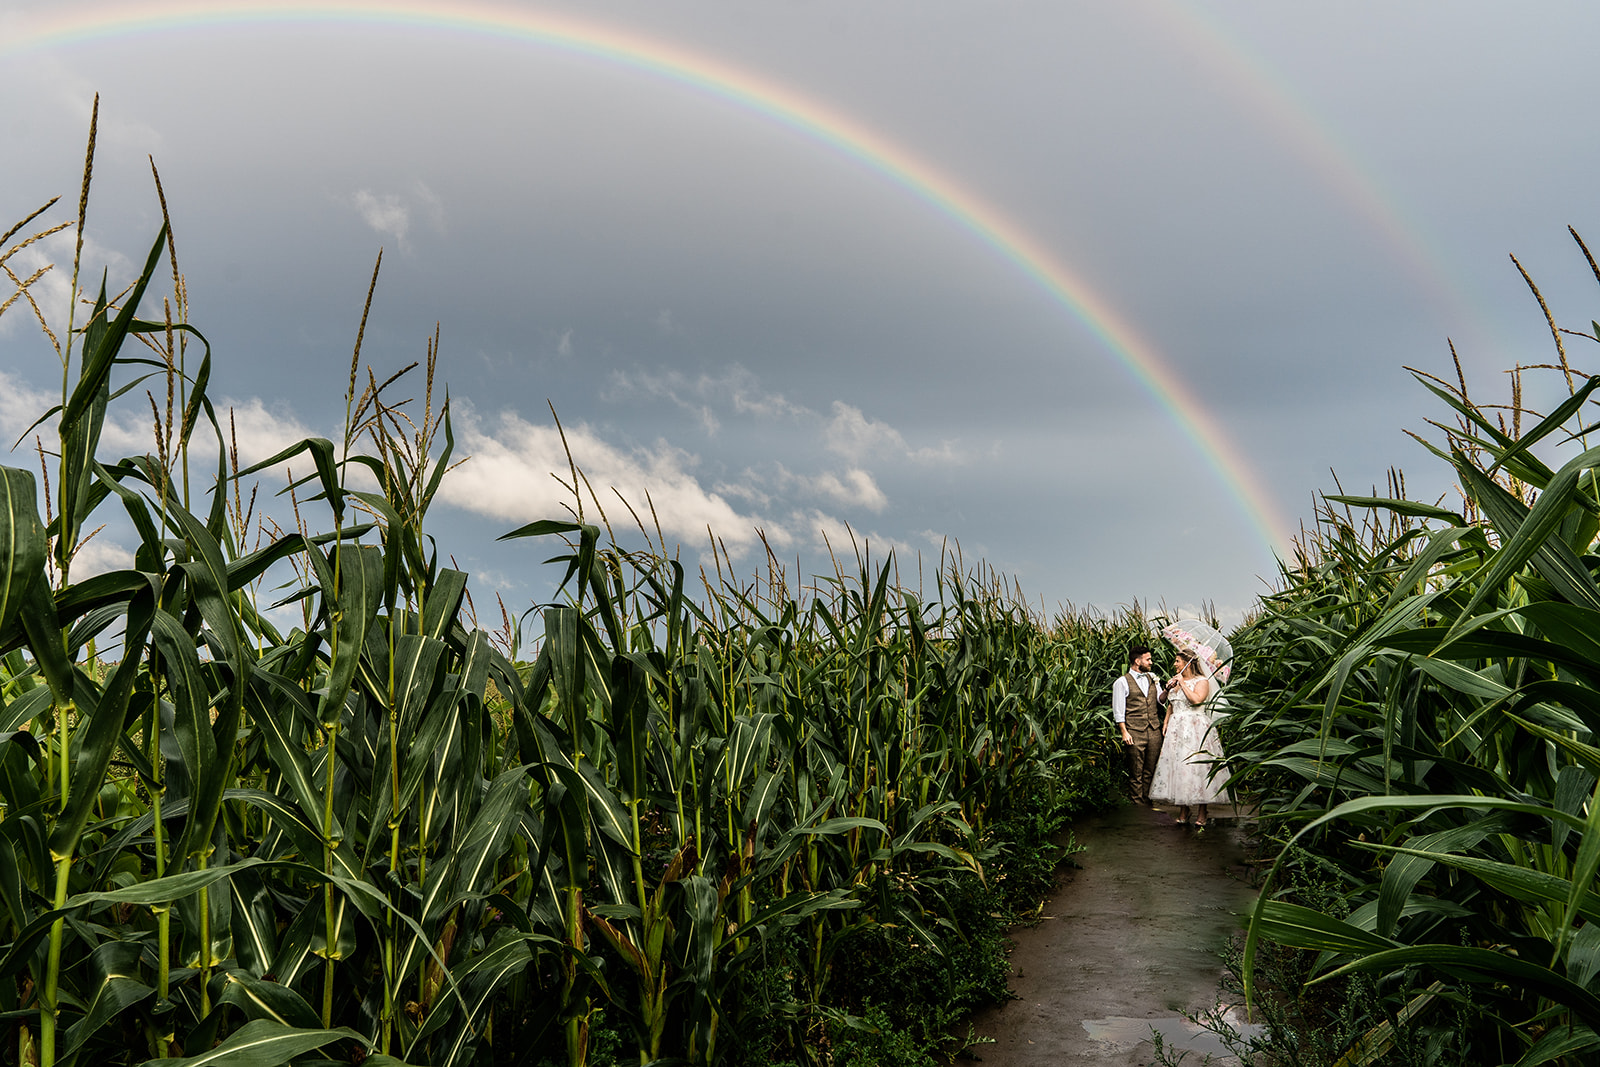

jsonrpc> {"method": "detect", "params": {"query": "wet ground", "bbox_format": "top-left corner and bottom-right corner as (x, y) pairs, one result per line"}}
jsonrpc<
(963, 801), (1262, 1066)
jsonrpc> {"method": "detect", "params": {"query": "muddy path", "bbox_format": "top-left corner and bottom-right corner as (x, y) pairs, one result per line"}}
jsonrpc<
(962, 801), (1260, 1066)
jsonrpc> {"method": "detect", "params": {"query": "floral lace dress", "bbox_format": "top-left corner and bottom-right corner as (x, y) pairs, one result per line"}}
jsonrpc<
(1148, 681), (1228, 806)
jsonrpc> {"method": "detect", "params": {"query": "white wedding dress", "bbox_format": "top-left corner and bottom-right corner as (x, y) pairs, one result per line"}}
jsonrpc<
(1148, 681), (1228, 806)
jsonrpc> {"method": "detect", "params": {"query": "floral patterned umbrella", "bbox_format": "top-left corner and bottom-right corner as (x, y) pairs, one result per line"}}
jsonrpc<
(1161, 618), (1232, 685)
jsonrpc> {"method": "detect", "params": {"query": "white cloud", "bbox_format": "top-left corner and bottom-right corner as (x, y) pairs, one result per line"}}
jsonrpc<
(351, 182), (446, 249)
(0, 370), (56, 453)
(411, 180), (446, 234)
(797, 468), (888, 512)
(824, 401), (903, 461)
(0, 363), (913, 574)
(440, 404), (770, 554)
(604, 364), (812, 433)
(824, 401), (963, 465)
(86, 394), (319, 494)
(67, 536), (133, 578)
(353, 189), (410, 245)
(715, 462), (886, 516)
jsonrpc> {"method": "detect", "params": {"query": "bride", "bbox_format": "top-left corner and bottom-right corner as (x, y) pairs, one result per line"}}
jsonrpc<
(1148, 646), (1227, 826)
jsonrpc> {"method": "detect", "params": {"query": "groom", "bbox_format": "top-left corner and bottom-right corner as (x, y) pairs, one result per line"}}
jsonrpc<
(1113, 644), (1165, 804)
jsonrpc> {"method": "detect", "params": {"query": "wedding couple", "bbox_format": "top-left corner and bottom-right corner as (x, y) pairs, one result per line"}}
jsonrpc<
(1113, 624), (1230, 828)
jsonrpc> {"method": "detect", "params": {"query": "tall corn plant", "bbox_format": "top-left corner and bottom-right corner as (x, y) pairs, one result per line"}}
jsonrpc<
(0, 117), (542, 1066)
(1, 119), (1140, 1067)
(1229, 234), (1600, 1065)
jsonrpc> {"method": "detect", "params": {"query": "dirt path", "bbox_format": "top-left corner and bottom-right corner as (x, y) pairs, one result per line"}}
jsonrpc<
(963, 801), (1260, 1066)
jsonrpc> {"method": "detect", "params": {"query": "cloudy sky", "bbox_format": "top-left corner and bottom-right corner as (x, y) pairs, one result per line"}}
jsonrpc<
(4, 1), (1600, 628)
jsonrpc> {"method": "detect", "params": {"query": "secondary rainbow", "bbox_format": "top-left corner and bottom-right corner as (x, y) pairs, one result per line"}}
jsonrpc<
(1146, 0), (1494, 349)
(2, 0), (1296, 552)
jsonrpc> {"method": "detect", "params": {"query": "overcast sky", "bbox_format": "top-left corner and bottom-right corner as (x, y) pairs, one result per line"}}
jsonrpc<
(5, 1), (1600, 629)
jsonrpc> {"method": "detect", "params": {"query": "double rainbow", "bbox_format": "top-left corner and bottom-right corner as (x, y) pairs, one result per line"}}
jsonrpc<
(2, 1), (1298, 553)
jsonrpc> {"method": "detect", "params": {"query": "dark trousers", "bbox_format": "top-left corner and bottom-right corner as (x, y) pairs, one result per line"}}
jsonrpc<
(1124, 722), (1163, 801)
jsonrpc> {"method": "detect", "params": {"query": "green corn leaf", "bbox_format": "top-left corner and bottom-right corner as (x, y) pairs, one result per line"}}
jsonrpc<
(496, 518), (584, 541)
(1253, 900), (1399, 957)
(269, 897), (325, 988)
(391, 632), (447, 738)
(147, 608), (212, 851)
(1487, 374), (1600, 476)
(1567, 922), (1600, 991)
(235, 437), (344, 524)
(1454, 445), (1600, 625)
(69, 855), (273, 906)
(609, 652), (650, 804)
(393, 690), (458, 813)
(16, 577), (73, 706)
(421, 567), (469, 639)
(1380, 623), (1600, 681)
(1244, 794), (1590, 1006)
(132, 1018), (367, 1067)
(1317, 944), (1600, 1028)
(444, 767), (531, 911)
(228, 872), (280, 978)
(544, 605), (586, 741)
(0, 468), (44, 637)
(247, 677), (335, 843)
(1375, 815), (1510, 937)
(0, 686), (53, 735)
(1553, 772), (1600, 965)
(412, 929), (539, 1066)
(47, 585), (155, 856)
(1509, 1024), (1600, 1067)
(61, 226), (166, 429)
(317, 543), (385, 727)
(59, 971), (155, 1060)
(58, 227), (167, 571)
(1517, 602), (1600, 672)
(1323, 495), (1469, 524)
(742, 770), (785, 834)
(1553, 765), (1596, 856)
(1366, 843), (1600, 919)
(727, 712), (775, 793)
(1457, 456), (1600, 614)
(217, 968), (321, 1029)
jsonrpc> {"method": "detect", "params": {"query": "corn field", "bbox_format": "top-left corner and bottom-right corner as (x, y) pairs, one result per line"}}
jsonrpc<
(0, 112), (1144, 1066)
(1225, 236), (1600, 1065)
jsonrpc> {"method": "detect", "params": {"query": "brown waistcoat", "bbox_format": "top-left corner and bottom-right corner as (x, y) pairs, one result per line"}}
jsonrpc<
(1123, 671), (1162, 730)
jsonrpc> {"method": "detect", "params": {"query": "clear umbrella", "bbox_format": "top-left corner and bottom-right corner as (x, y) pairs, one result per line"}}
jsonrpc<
(1160, 618), (1233, 685)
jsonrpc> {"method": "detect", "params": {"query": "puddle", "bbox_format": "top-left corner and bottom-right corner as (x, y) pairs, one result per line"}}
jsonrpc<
(1082, 1007), (1266, 1062)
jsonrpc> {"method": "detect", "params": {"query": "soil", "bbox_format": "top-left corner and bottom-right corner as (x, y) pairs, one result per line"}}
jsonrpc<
(961, 800), (1261, 1066)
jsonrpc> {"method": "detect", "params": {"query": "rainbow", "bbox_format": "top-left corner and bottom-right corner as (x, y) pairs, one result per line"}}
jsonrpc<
(1145, 1), (1493, 348)
(1, 0), (1296, 552)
